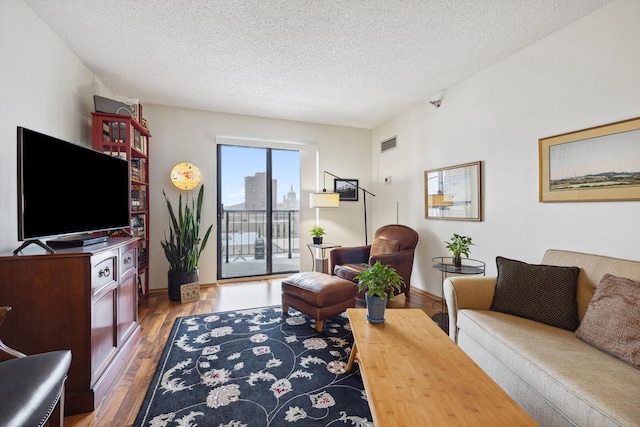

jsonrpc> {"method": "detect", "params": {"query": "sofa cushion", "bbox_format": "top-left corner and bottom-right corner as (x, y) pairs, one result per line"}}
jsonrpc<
(541, 249), (640, 322)
(369, 237), (399, 257)
(491, 256), (580, 331)
(576, 274), (640, 369)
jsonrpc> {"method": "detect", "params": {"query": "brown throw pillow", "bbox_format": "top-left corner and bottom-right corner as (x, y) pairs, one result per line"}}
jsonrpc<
(369, 237), (399, 257)
(491, 256), (580, 331)
(575, 274), (640, 369)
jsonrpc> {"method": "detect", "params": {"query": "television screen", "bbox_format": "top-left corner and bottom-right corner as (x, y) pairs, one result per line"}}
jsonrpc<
(17, 127), (130, 241)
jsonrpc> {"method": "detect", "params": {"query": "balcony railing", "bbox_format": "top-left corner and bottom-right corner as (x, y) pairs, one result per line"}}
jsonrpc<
(220, 209), (300, 263)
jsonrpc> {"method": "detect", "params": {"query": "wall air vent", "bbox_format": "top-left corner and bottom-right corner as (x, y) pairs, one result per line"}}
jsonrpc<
(381, 136), (397, 153)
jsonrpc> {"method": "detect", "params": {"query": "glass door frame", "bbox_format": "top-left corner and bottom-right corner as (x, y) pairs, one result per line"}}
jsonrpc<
(216, 142), (300, 280)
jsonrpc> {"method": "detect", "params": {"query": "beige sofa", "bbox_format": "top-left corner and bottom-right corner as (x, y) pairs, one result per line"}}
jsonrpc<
(444, 249), (640, 427)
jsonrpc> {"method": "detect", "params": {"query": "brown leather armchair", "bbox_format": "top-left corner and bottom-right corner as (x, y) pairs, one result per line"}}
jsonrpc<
(330, 224), (419, 299)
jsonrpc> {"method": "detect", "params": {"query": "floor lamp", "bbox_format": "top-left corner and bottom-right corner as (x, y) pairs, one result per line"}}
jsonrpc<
(310, 171), (376, 245)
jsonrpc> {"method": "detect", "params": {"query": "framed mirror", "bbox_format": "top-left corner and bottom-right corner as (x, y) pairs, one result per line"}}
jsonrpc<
(424, 161), (482, 221)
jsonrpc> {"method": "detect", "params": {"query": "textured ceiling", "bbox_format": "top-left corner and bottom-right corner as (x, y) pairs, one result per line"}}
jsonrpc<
(24, 0), (613, 129)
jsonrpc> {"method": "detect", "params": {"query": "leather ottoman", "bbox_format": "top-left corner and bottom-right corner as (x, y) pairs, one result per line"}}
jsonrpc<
(282, 272), (357, 332)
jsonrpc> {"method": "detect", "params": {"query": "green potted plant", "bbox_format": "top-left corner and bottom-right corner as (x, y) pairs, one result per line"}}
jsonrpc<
(161, 185), (213, 301)
(310, 225), (326, 245)
(354, 261), (403, 324)
(445, 233), (474, 267)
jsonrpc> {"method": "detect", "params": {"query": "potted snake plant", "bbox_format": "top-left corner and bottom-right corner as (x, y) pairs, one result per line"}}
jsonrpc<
(354, 261), (403, 324)
(161, 185), (212, 301)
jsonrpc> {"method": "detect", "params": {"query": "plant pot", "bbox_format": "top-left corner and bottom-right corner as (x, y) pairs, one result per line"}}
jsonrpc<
(453, 255), (462, 268)
(168, 269), (199, 301)
(313, 236), (323, 245)
(365, 293), (388, 324)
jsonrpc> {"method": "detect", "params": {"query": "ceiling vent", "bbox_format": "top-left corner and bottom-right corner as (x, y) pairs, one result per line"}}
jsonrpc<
(381, 136), (397, 153)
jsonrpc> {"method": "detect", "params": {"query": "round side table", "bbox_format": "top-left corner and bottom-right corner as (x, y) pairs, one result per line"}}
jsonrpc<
(432, 257), (485, 333)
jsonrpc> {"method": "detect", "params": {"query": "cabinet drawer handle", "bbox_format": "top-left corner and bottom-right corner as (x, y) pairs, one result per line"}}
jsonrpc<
(124, 256), (132, 265)
(99, 266), (111, 278)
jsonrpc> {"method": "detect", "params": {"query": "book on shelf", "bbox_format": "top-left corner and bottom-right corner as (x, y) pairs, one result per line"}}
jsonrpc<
(131, 158), (142, 181)
(138, 248), (148, 269)
(139, 158), (147, 181)
(131, 212), (144, 224)
(142, 135), (147, 155)
(131, 187), (140, 210)
(131, 214), (146, 238)
(132, 131), (148, 155)
(133, 130), (142, 151)
(129, 125), (135, 147)
(131, 185), (147, 211)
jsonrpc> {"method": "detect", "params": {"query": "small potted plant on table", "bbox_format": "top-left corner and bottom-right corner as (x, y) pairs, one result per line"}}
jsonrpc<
(354, 261), (403, 324)
(310, 225), (326, 245)
(445, 233), (474, 268)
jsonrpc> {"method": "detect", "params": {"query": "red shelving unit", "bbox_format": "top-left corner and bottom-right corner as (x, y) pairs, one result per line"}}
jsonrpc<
(92, 111), (151, 301)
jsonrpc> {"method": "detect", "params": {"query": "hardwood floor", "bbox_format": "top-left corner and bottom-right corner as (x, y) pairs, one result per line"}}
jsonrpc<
(63, 278), (442, 426)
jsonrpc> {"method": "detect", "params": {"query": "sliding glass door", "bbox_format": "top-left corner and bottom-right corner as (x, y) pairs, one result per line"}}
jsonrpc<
(217, 144), (300, 279)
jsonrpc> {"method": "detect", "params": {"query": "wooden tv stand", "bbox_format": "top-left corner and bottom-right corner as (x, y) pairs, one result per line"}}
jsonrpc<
(0, 237), (141, 415)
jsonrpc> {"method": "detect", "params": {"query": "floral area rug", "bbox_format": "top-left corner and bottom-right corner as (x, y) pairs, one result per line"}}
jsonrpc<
(133, 306), (373, 427)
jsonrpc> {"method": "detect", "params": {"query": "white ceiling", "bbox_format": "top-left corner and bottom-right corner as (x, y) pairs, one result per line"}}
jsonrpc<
(24, 0), (614, 129)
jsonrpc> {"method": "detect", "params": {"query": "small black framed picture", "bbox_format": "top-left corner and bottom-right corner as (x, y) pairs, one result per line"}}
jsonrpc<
(334, 179), (359, 201)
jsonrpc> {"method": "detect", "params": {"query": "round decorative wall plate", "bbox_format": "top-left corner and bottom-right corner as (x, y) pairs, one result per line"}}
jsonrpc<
(170, 161), (202, 191)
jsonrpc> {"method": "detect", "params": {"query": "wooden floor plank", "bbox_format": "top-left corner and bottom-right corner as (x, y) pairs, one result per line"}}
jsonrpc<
(64, 278), (440, 426)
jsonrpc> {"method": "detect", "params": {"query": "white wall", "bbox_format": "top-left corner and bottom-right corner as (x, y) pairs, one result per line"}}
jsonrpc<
(0, 0), (112, 254)
(144, 104), (371, 289)
(371, 0), (640, 295)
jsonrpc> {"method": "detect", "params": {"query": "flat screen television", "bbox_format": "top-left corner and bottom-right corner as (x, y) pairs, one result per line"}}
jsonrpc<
(17, 126), (130, 247)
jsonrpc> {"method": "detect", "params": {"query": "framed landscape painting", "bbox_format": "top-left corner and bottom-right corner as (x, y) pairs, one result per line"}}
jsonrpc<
(539, 117), (640, 202)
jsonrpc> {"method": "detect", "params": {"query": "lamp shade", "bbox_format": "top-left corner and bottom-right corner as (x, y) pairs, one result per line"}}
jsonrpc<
(309, 192), (340, 208)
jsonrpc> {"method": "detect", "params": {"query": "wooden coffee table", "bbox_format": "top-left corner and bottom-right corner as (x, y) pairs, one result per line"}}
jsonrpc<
(346, 308), (538, 426)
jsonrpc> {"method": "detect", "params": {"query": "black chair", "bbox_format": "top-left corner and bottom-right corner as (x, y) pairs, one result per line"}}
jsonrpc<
(0, 306), (71, 427)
